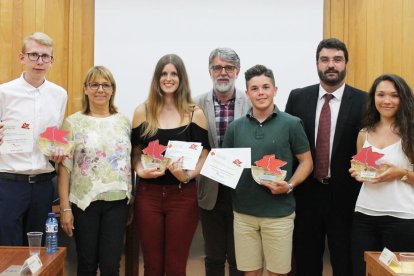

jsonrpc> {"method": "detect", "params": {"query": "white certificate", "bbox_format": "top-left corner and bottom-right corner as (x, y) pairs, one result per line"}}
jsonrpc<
(0, 121), (33, 154)
(200, 148), (251, 189)
(164, 141), (203, 170)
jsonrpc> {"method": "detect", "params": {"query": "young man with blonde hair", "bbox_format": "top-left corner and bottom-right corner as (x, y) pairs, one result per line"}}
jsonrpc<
(0, 32), (67, 245)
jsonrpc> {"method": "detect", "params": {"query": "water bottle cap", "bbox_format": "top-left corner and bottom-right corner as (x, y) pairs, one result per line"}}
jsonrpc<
(48, 212), (55, 218)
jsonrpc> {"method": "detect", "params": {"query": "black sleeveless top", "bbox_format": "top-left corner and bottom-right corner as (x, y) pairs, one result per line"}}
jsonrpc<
(132, 120), (210, 185)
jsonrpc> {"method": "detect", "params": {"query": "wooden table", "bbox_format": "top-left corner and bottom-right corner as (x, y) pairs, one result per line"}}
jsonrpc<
(0, 246), (66, 276)
(365, 251), (398, 276)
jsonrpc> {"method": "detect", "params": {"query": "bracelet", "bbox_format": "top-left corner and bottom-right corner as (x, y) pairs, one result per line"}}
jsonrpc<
(183, 170), (191, 184)
(401, 169), (409, 182)
(61, 208), (72, 213)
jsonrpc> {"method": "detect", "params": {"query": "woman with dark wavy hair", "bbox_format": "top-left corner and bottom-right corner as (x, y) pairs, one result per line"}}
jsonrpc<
(350, 74), (414, 276)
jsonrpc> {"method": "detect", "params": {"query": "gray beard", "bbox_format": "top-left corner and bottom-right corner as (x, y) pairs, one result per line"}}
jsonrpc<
(213, 79), (235, 93)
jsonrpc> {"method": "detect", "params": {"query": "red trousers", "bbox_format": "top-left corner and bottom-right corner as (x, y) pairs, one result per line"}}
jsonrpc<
(135, 181), (199, 276)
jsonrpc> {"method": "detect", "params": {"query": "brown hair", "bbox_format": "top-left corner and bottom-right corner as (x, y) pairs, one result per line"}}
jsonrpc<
(142, 54), (194, 137)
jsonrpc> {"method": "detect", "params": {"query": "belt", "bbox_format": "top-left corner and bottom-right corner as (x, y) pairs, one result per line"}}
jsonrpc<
(0, 172), (56, 183)
(318, 177), (331, 185)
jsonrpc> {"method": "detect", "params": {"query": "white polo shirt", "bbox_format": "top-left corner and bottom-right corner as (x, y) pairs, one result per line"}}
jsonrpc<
(0, 74), (68, 174)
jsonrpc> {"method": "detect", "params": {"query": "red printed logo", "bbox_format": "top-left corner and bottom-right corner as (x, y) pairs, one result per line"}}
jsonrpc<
(233, 159), (242, 167)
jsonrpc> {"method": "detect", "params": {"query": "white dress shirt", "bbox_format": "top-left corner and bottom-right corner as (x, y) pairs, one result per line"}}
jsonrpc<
(0, 74), (68, 174)
(314, 83), (345, 176)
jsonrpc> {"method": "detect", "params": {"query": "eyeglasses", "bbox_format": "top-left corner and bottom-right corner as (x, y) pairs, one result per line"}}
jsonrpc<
(210, 65), (237, 73)
(88, 83), (113, 92)
(318, 56), (345, 64)
(25, 52), (53, 63)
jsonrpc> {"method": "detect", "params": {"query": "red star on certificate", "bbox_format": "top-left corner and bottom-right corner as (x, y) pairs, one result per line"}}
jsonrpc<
(189, 144), (198, 150)
(233, 159), (243, 167)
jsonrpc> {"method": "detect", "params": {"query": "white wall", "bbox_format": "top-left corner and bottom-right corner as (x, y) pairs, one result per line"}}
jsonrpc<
(95, 0), (323, 118)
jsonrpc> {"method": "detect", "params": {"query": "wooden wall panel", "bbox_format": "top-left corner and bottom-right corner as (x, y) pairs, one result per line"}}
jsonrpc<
(67, 0), (95, 114)
(366, 0), (380, 85)
(347, 0), (367, 89)
(323, 0), (331, 38)
(0, 1), (16, 79)
(0, 0), (94, 116)
(324, 0), (414, 91)
(402, 0), (414, 81)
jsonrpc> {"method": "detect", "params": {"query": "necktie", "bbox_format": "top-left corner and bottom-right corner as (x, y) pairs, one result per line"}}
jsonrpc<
(314, 93), (334, 181)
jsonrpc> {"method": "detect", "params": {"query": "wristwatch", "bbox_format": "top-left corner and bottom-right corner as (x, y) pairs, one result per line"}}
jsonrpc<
(286, 183), (294, 194)
(401, 170), (409, 182)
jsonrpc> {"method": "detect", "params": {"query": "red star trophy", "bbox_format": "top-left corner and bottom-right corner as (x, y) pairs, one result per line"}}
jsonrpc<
(251, 154), (287, 184)
(351, 146), (387, 182)
(141, 140), (172, 172)
(38, 126), (72, 156)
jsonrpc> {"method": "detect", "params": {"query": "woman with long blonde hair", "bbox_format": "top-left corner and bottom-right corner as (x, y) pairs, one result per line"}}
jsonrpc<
(132, 54), (209, 275)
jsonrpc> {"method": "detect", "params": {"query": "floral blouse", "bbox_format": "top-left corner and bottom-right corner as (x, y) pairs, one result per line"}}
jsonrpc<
(62, 112), (132, 210)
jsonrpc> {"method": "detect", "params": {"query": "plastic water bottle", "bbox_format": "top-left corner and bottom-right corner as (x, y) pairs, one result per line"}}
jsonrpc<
(45, 212), (58, 254)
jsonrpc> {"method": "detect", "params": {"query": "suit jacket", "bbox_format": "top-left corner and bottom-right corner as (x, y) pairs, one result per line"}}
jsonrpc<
(285, 84), (367, 213)
(194, 89), (251, 210)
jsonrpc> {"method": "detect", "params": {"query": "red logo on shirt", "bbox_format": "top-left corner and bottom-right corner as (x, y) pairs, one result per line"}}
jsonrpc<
(21, 123), (30, 129)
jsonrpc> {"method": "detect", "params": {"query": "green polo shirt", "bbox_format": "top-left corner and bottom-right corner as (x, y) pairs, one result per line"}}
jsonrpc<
(222, 105), (310, 218)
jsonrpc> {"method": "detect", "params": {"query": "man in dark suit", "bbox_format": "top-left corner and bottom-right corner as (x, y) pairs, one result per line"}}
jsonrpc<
(285, 38), (367, 276)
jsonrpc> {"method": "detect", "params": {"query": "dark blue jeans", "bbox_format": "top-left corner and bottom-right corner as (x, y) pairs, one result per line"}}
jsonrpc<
(199, 185), (243, 276)
(0, 178), (54, 246)
(351, 212), (414, 276)
(73, 199), (128, 276)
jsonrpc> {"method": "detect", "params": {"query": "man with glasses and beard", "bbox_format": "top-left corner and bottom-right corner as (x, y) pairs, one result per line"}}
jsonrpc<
(195, 48), (250, 276)
(0, 32), (67, 246)
(285, 38), (366, 276)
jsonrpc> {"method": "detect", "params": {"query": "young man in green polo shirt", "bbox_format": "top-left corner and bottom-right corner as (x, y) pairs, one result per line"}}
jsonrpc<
(222, 64), (313, 276)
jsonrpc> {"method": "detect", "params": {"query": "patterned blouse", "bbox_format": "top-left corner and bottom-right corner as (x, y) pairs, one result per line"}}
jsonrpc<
(62, 112), (132, 210)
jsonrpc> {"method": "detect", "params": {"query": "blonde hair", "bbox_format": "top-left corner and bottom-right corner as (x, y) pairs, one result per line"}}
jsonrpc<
(142, 54), (194, 137)
(22, 32), (54, 53)
(81, 66), (118, 114)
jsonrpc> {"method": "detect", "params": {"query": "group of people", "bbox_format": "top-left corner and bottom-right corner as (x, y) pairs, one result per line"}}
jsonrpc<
(0, 32), (413, 276)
